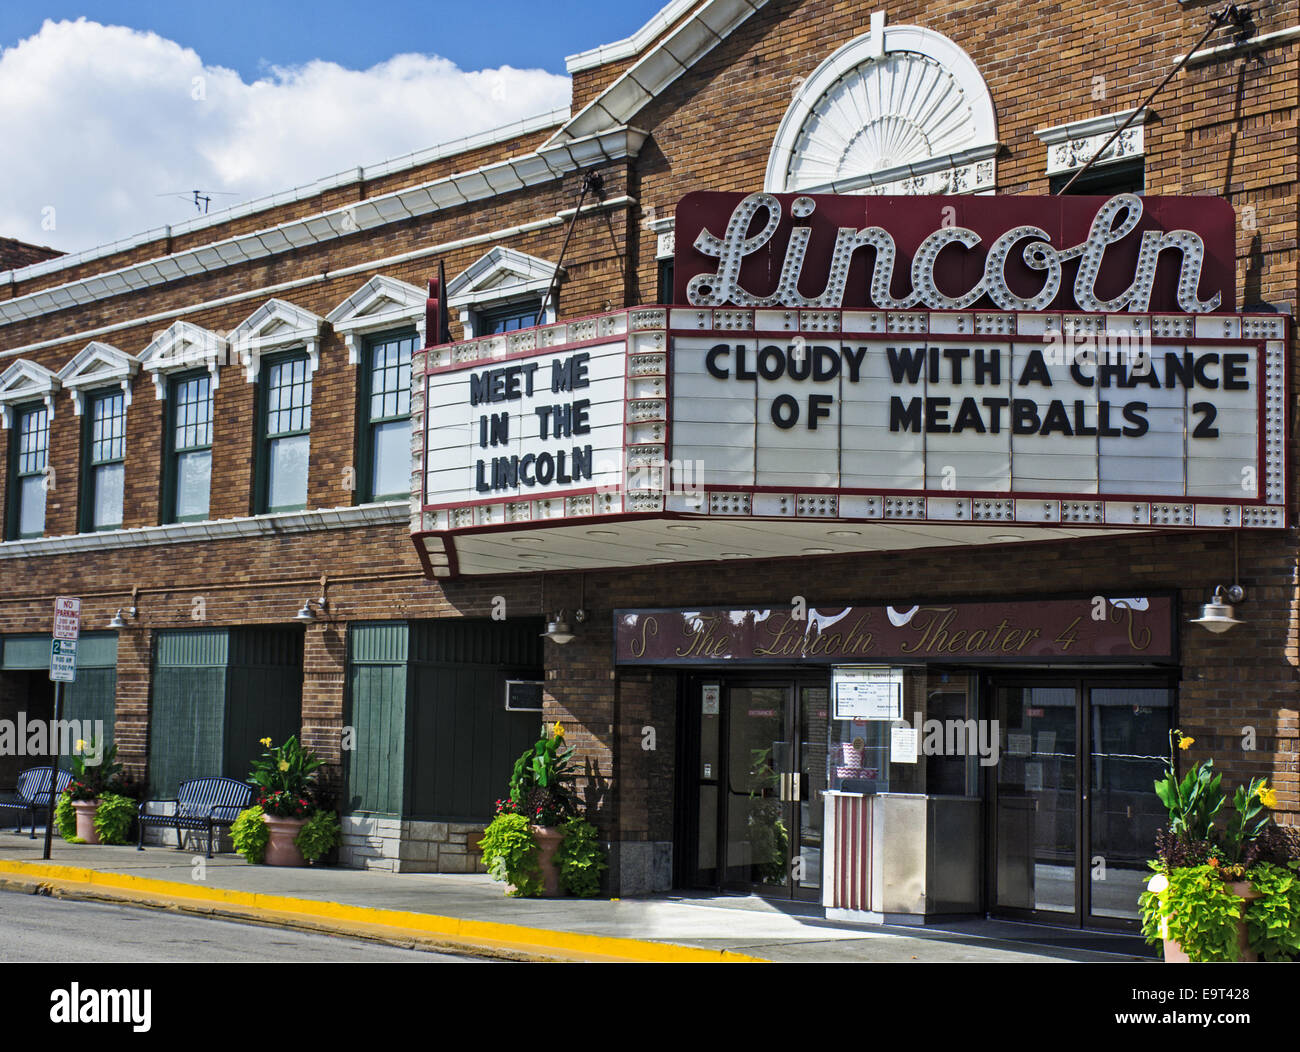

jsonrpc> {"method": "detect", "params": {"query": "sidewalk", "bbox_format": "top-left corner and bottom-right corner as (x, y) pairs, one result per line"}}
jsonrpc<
(0, 834), (1153, 963)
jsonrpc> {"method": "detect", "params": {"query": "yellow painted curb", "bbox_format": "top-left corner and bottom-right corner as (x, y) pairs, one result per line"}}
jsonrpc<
(0, 860), (764, 963)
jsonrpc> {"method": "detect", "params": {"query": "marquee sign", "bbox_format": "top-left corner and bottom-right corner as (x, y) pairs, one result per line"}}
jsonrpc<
(411, 194), (1286, 580)
(673, 192), (1235, 315)
(613, 596), (1177, 665)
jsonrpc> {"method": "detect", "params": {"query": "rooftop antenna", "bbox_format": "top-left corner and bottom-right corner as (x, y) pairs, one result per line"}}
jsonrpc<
(155, 189), (241, 215)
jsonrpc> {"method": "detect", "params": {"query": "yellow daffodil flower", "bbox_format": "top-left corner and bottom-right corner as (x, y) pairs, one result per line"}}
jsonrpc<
(278, 760), (289, 772)
(260, 737), (273, 747)
(1178, 735), (1194, 750)
(553, 722), (565, 738)
(75, 739), (86, 752)
(1258, 784), (1278, 809)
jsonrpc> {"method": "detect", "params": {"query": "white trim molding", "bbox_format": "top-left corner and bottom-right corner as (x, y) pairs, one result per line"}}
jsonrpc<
(137, 321), (230, 400)
(646, 215), (676, 260)
(57, 341), (139, 415)
(327, 276), (428, 365)
(229, 299), (325, 382)
(0, 359), (60, 428)
(447, 247), (563, 338)
(764, 16), (1000, 196)
(1034, 107), (1150, 176)
(0, 500), (409, 559)
(565, 0), (700, 72)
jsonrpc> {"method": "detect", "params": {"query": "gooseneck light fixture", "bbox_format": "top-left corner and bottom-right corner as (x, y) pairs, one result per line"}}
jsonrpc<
(1191, 534), (1246, 634)
(109, 588), (140, 630)
(540, 575), (587, 645)
(295, 576), (331, 623)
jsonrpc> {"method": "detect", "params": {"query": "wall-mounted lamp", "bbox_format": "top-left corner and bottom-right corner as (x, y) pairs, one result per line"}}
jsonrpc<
(541, 608), (586, 645)
(1191, 584), (1244, 634)
(295, 576), (331, 623)
(109, 588), (140, 630)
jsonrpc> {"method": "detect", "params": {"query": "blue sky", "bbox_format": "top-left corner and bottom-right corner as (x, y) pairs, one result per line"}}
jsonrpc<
(0, 2), (670, 252)
(0, 1), (668, 77)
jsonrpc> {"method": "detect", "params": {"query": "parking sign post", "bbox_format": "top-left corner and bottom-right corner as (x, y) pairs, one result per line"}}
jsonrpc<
(44, 597), (81, 861)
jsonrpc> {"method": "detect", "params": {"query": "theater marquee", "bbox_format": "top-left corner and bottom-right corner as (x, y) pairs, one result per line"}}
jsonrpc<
(411, 193), (1287, 579)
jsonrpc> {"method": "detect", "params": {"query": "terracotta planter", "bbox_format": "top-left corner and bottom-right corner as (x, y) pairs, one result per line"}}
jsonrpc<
(1163, 880), (1261, 963)
(72, 800), (100, 844)
(262, 814), (307, 866)
(512, 825), (564, 897)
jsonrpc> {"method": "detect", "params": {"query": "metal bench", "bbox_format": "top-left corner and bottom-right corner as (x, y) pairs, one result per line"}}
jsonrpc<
(0, 767), (74, 837)
(136, 777), (255, 858)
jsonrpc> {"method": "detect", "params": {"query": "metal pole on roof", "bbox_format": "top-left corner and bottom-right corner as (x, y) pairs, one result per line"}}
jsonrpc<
(1054, 4), (1250, 195)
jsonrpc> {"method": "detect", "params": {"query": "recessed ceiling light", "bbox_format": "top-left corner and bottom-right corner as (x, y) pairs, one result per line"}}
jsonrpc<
(802, 547), (833, 555)
(656, 542), (688, 550)
(828, 530), (862, 538)
(990, 534), (1023, 543)
(648, 557), (674, 563)
(720, 552), (750, 559)
(586, 529), (619, 537)
(516, 554), (547, 560)
(511, 537), (544, 545)
(666, 524), (701, 532)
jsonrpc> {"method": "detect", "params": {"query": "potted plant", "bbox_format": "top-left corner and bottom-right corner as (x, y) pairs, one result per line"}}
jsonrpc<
(247, 735), (322, 866)
(479, 722), (607, 897)
(65, 738), (125, 844)
(1139, 730), (1300, 962)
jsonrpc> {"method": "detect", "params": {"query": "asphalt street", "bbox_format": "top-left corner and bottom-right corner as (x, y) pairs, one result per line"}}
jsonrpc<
(0, 890), (494, 963)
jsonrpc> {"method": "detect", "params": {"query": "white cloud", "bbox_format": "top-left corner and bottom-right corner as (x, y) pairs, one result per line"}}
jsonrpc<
(0, 18), (571, 253)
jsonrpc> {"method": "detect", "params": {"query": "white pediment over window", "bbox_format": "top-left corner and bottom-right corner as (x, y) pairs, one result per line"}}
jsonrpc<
(0, 359), (60, 428)
(766, 13), (999, 196)
(326, 276), (428, 365)
(229, 298), (324, 382)
(447, 247), (562, 337)
(58, 341), (140, 415)
(137, 321), (229, 400)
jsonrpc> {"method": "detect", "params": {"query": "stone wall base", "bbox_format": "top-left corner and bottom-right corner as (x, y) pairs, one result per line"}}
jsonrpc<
(607, 840), (672, 895)
(338, 815), (488, 874)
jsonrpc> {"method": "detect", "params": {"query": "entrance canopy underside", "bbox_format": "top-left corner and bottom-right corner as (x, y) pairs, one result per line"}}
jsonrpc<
(419, 517), (1142, 576)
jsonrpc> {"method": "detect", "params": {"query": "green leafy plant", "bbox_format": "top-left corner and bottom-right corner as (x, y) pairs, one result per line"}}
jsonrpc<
(249, 736), (322, 817)
(70, 737), (125, 799)
(93, 792), (135, 845)
(503, 723), (578, 826)
(1243, 861), (1300, 962)
(479, 812), (542, 897)
(1222, 777), (1275, 865)
(230, 805), (269, 865)
(1153, 731), (1224, 842)
(295, 809), (341, 864)
(54, 790), (80, 842)
(556, 817), (607, 897)
(1139, 864), (1247, 962)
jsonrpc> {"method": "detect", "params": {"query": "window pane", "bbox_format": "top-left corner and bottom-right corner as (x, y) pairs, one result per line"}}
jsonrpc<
(368, 336), (411, 422)
(18, 475), (45, 537)
(18, 408), (48, 474)
(174, 376), (212, 451)
(268, 433), (309, 510)
(92, 463), (124, 529)
(267, 357), (312, 436)
(91, 392), (125, 464)
(176, 449), (212, 520)
(371, 421), (410, 500)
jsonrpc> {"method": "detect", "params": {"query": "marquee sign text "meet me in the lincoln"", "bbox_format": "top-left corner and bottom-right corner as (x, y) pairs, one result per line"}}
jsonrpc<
(614, 597), (1176, 665)
(673, 193), (1235, 315)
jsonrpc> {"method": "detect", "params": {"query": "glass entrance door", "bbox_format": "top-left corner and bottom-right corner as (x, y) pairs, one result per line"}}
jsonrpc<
(690, 677), (825, 900)
(989, 676), (1173, 928)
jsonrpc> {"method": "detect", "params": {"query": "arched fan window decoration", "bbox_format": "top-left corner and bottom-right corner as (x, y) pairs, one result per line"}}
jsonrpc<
(765, 21), (999, 196)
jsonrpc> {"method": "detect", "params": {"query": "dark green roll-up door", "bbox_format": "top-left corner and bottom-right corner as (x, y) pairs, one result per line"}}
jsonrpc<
(225, 628), (303, 784)
(406, 619), (543, 822)
(59, 633), (118, 768)
(151, 630), (228, 798)
(150, 627), (303, 797)
(346, 623), (408, 815)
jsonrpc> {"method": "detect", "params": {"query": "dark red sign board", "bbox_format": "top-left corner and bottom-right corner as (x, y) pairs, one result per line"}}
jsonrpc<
(673, 193), (1236, 315)
(615, 597), (1175, 665)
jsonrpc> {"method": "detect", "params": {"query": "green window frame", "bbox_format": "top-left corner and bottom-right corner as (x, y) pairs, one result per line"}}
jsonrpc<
(357, 330), (415, 503)
(79, 388), (126, 532)
(6, 402), (49, 540)
(1050, 157), (1144, 196)
(256, 350), (312, 514)
(476, 299), (541, 334)
(162, 370), (213, 523)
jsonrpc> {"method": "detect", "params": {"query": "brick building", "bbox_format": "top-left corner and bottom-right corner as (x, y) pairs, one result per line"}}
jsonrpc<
(0, 0), (1296, 929)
